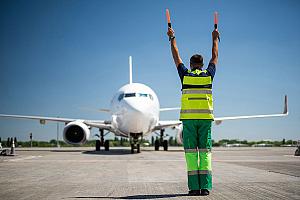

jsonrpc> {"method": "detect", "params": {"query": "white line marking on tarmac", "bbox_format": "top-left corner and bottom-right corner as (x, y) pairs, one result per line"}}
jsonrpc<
(8, 155), (43, 162)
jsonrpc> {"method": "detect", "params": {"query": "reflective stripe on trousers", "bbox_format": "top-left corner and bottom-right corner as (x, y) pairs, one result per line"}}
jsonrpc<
(188, 170), (212, 176)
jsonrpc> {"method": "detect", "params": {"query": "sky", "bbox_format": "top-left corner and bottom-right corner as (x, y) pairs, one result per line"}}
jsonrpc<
(0, 0), (299, 142)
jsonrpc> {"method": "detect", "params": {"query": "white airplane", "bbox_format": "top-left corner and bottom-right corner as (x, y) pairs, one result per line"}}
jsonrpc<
(0, 56), (288, 153)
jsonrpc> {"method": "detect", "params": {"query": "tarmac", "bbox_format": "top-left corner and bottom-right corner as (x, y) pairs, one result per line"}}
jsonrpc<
(0, 146), (299, 200)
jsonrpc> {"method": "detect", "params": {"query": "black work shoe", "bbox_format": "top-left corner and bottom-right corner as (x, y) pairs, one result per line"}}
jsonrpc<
(200, 189), (210, 196)
(188, 190), (200, 196)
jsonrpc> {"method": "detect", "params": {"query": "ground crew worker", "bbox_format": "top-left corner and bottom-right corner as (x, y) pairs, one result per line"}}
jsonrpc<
(167, 26), (219, 196)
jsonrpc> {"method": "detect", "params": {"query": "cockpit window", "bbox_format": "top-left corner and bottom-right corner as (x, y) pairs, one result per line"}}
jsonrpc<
(149, 94), (154, 100)
(138, 93), (154, 100)
(124, 93), (136, 97)
(118, 93), (154, 101)
(118, 93), (124, 101)
(138, 93), (148, 97)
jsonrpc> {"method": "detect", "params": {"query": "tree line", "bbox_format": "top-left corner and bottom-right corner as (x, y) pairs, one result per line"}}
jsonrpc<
(0, 136), (297, 148)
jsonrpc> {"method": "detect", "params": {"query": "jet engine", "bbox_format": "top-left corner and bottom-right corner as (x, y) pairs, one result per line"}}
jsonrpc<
(175, 124), (183, 145)
(63, 121), (90, 145)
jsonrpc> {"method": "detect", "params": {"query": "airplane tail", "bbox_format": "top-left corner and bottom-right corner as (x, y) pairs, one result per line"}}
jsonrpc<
(129, 56), (133, 84)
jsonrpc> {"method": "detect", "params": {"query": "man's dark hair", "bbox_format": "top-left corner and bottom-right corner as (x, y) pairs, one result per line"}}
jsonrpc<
(190, 54), (204, 67)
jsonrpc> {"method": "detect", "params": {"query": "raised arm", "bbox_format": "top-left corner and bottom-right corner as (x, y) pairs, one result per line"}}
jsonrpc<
(210, 30), (220, 65)
(167, 28), (182, 68)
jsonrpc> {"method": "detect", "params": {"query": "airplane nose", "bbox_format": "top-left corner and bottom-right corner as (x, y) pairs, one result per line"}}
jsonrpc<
(123, 98), (152, 133)
(125, 98), (148, 114)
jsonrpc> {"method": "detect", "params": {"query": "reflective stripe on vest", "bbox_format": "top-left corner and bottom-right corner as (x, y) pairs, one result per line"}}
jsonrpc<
(180, 69), (214, 120)
(182, 90), (212, 94)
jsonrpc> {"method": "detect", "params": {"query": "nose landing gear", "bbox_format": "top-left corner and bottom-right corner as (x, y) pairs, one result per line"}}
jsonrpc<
(130, 133), (142, 154)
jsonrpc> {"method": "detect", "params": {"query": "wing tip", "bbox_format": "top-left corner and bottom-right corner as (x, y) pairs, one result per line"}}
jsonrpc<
(283, 95), (288, 115)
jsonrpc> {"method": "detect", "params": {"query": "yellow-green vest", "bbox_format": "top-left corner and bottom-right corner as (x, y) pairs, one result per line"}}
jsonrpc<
(180, 69), (214, 120)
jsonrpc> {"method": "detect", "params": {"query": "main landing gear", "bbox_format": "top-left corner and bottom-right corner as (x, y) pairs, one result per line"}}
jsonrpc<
(130, 133), (142, 154)
(154, 129), (168, 151)
(95, 129), (110, 151)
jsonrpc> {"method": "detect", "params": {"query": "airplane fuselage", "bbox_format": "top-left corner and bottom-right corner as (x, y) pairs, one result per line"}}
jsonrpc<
(110, 83), (160, 137)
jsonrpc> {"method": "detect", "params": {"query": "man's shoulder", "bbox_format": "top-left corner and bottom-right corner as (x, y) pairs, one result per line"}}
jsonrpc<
(177, 63), (189, 82)
(177, 63), (188, 74)
(207, 62), (216, 68)
(177, 63), (187, 70)
(206, 62), (216, 78)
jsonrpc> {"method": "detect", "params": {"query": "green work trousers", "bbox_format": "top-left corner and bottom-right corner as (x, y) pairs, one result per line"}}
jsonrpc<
(182, 119), (212, 190)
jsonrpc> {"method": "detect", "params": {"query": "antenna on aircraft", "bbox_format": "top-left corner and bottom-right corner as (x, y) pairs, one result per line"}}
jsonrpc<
(129, 56), (133, 84)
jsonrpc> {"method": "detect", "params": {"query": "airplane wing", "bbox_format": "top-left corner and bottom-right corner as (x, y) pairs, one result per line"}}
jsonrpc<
(155, 95), (288, 129)
(0, 95), (288, 131)
(160, 107), (180, 112)
(154, 108), (182, 130)
(153, 120), (182, 130)
(0, 114), (113, 131)
(215, 95), (288, 125)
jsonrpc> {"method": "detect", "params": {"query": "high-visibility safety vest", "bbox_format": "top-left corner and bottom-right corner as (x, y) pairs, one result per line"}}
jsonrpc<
(180, 69), (214, 120)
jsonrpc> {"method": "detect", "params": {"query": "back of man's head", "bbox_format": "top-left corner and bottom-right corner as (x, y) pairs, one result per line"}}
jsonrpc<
(190, 54), (204, 70)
